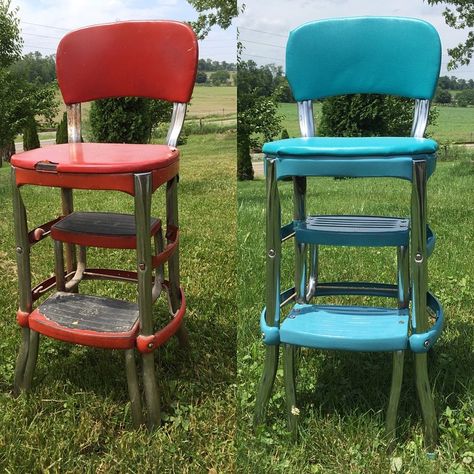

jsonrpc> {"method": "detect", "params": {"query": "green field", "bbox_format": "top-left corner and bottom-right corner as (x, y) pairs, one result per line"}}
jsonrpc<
(189, 85), (236, 118)
(0, 132), (236, 472)
(278, 102), (474, 143)
(237, 158), (474, 473)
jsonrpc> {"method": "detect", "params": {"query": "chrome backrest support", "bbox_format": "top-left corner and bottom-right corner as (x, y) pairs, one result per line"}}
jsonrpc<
(297, 100), (315, 137)
(166, 102), (187, 147)
(66, 104), (82, 143)
(411, 99), (430, 138)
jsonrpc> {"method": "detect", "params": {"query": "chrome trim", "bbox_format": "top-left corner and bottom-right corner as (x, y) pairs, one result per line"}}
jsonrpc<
(11, 169), (32, 314)
(411, 159), (428, 333)
(306, 244), (318, 301)
(411, 99), (430, 138)
(65, 246), (86, 291)
(397, 245), (410, 309)
(297, 100), (315, 137)
(54, 240), (65, 291)
(134, 173), (154, 335)
(67, 103), (81, 143)
(166, 176), (180, 313)
(265, 159), (281, 326)
(166, 102), (187, 147)
(293, 177), (306, 303)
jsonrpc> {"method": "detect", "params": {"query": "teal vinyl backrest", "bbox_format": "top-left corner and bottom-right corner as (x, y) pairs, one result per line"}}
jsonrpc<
(286, 17), (442, 101)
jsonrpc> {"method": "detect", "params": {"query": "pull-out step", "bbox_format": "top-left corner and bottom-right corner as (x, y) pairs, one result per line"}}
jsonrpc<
(295, 215), (409, 247)
(29, 292), (139, 349)
(51, 212), (161, 248)
(280, 303), (409, 352)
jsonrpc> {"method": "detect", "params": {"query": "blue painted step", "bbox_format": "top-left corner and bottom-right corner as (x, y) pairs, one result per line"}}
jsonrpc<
(280, 303), (409, 352)
(295, 215), (435, 253)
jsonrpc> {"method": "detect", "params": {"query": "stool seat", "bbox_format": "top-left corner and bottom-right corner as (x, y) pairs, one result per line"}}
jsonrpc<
(263, 136), (438, 157)
(11, 142), (179, 174)
(29, 292), (139, 349)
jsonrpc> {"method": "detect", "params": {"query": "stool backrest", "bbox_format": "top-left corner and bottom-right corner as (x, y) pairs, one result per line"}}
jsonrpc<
(286, 17), (441, 102)
(56, 21), (198, 105)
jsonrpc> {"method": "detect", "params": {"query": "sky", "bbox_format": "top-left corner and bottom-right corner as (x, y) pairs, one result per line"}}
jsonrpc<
(238, 0), (474, 80)
(11, 0), (236, 63)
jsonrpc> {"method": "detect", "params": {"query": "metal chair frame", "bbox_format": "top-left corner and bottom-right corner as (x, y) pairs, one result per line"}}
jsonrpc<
(11, 21), (197, 429)
(255, 96), (440, 452)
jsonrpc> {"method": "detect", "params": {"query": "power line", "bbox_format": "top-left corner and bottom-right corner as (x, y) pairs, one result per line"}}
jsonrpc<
(21, 21), (70, 32)
(23, 44), (57, 52)
(240, 52), (283, 63)
(240, 38), (285, 49)
(239, 26), (287, 38)
(22, 32), (62, 40)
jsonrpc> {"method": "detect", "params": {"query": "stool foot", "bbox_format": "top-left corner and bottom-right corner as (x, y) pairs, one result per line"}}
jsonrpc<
(125, 349), (144, 428)
(415, 352), (438, 451)
(386, 350), (405, 446)
(283, 344), (298, 438)
(13, 328), (31, 396)
(22, 330), (39, 392)
(142, 352), (161, 430)
(254, 345), (279, 426)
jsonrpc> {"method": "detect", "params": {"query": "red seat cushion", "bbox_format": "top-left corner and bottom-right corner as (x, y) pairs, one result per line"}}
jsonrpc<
(11, 143), (179, 174)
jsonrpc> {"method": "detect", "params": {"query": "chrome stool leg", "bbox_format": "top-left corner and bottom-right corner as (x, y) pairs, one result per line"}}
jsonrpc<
(166, 176), (189, 348)
(11, 169), (33, 395)
(412, 159), (437, 453)
(135, 172), (161, 429)
(386, 245), (409, 443)
(125, 349), (144, 427)
(255, 158), (281, 425)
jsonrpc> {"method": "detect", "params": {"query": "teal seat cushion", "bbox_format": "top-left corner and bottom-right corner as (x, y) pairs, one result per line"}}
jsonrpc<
(263, 137), (438, 157)
(263, 137), (438, 180)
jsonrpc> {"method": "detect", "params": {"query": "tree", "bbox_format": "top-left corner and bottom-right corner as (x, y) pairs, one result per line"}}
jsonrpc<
(237, 60), (282, 180)
(10, 52), (56, 84)
(0, 0), (22, 152)
(187, 0), (238, 39)
(23, 115), (40, 151)
(456, 88), (474, 106)
(319, 94), (437, 137)
(434, 88), (452, 104)
(1, 2), (57, 158)
(0, 0), (22, 68)
(196, 71), (208, 84)
(56, 112), (68, 144)
(210, 70), (230, 86)
(427, 1), (474, 68)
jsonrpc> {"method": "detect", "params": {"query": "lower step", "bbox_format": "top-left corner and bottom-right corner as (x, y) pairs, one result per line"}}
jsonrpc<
(280, 303), (409, 352)
(29, 292), (139, 349)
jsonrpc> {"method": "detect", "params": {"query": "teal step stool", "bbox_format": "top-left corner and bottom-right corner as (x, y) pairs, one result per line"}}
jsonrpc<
(254, 17), (444, 455)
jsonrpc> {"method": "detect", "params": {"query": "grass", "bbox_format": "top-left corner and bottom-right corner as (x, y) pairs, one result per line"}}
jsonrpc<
(237, 156), (474, 472)
(0, 131), (236, 472)
(277, 102), (474, 144)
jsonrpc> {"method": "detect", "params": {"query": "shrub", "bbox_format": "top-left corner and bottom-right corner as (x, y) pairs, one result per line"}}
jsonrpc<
(89, 97), (172, 144)
(457, 89), (474, 107)
(55, 111), (68, 144)
(23, 115), (40, 150)
(281, 128), (289, 139)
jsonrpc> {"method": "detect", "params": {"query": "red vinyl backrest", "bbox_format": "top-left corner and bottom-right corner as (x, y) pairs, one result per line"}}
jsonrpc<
(56, 21), (198, 104)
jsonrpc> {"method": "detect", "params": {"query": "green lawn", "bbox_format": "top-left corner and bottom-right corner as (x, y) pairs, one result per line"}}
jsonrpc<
(278, 102), (474, 144)
(0, 132), (236, 472)
(237, 158), (474, 472)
